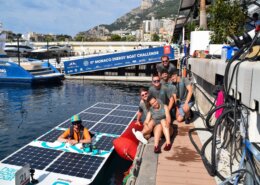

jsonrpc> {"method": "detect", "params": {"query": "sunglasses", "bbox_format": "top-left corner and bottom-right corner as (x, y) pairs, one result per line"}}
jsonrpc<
(72, 121), (82, 125)
(153, 80), (160, 83)
(141, 92), (148, 97)
(162, 60), (168, 62)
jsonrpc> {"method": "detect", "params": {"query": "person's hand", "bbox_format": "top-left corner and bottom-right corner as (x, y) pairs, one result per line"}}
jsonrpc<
(135, 120), (142, 126)
(68, 139), (78, 145)
(183, 102), (189, 111)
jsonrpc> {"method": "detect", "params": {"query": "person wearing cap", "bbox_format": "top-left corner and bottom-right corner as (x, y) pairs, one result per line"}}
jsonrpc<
(170, 69), (194, 124)
(156, 55), (176, 78)
(58, 115), (91, 145)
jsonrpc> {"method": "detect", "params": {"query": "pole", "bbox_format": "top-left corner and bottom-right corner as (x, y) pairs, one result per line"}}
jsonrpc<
(47, 40), (49, 67)
(17, 36), (20, 66)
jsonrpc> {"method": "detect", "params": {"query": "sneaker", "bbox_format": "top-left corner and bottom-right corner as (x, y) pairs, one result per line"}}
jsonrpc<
(154, 146), (161, 153)
(163, 143), (172, 151)
(185, 118), (191, 124)
(132, 128), (148, 144)
(190, 110), (194, 119)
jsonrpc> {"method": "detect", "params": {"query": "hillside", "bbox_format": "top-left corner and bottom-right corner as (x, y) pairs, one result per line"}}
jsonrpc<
(75, 0), (181, 39)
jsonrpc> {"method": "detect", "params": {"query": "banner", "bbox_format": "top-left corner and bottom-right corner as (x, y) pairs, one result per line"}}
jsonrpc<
(64, 46), (174, 75)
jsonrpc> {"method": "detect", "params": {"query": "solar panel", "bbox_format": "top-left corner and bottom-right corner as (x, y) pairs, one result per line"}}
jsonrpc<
(110, 110), (136, 117)
(37, 129), (64, 142)
(59, 120), (71, 128)
(95, 136), (115, 151)
(93, 103), (118, 109)
(46, 153), (104, 179)
(91, 123), (126, 135)
(79, 112), (104, 122)
(101, 115), (132, 125)
(85, 107), (112, 115)
(116, 105), (138, 112)
(2, 146), (62, 170)
(59, 120), (97, 129)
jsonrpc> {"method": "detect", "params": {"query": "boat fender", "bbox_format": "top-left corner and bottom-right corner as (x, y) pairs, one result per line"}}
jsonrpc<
(113, 121), (143, 161)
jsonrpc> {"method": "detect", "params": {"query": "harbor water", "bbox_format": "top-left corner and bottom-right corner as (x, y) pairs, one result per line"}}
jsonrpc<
(0, 80), (143, 185)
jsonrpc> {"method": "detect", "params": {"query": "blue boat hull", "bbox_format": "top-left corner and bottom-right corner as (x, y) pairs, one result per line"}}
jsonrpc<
(0, 60), (64, 84)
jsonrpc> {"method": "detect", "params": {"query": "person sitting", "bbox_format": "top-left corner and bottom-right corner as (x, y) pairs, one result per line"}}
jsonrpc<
(58, 115), (92, 146)
(253, 13), (260, 28)
(160, 69), (170, 86)
(170, 69), (194, 124)
(133, 95), (172, 153)
(136, 88), (149, 126)
(149, 73), (170, 106)
(156, 55), (176, 78)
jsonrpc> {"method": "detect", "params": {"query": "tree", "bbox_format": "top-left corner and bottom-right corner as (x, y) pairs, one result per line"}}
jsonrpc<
(208, 0), (247, 43)
(152, 33), (160, 41)
(126, 35), (136, 41)
(44, 35), (55, 42)
(200, 0), (207, 30)
(110, 34), (121, 41)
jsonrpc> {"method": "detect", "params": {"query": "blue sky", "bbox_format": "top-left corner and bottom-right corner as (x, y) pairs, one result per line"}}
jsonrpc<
(0, 0), (140, 36)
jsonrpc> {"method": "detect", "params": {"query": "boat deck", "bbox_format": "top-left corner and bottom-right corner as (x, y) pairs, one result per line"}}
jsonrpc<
(156, 121), (216, 185)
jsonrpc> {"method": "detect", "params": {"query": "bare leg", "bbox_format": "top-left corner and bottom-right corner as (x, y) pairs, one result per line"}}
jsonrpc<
(153, 124), (162, 147)
(161, 119), (171, 145)
(176, 107), (184, 122)
(142, 120), (155, 136)
(183, 104), (191, 119)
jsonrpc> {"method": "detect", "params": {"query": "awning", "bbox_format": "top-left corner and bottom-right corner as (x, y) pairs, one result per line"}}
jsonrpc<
(172, 0), (197, 43)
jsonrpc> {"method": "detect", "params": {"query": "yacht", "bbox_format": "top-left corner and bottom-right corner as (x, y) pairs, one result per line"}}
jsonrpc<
(32, 44), (72, 54)
(4, 42), (34, 55)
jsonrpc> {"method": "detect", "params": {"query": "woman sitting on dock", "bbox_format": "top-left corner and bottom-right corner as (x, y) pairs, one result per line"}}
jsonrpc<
(133, 95), (172, 153)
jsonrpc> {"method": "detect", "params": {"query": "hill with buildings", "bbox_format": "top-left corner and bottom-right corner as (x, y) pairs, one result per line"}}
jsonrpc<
(75, 0), (181, 42)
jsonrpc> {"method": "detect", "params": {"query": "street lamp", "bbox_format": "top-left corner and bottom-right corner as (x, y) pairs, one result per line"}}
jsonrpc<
(16, 34), (22, 66)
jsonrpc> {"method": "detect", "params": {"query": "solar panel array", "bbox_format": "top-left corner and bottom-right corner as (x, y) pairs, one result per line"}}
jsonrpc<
(94, 136), (115, 151)
(2, 146), (62, 170)
(1, 103), (138, 183)
(46, 153), (104, 179)
(38, 129), (64, 143)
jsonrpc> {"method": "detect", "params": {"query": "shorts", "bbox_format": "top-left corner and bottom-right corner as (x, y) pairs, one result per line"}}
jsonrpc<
(178, 102), (194, 117)
(153, 118), (166, 125)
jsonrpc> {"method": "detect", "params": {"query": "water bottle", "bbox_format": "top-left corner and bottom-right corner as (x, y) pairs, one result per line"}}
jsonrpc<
(83, 143), (92, 152)
(221, 46), (227, 60)
(92, 145), (99, 155)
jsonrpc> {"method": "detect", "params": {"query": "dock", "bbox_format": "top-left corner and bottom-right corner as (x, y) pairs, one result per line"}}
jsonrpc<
(135, 117), (216, 185)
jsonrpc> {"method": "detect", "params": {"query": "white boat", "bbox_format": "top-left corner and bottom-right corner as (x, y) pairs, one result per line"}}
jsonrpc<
(4, 42), (34, 55)
(32, 44), (72, 54)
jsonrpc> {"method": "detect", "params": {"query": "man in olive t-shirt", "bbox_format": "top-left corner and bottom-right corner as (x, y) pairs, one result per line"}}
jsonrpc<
(156, 55), (176, 78)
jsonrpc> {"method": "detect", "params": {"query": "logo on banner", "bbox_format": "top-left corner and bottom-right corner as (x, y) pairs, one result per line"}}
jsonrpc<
(83, 60), (89, 66)
(164, 45), (171, 54)
(69, 62), (76, 66)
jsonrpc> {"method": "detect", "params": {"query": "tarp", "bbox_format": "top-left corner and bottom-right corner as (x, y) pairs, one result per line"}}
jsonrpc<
(64, 46), (174, 75)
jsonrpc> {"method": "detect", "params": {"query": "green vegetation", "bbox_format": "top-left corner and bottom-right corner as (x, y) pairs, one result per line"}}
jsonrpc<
(152, 0), (180, 19)
(110, 34), (121, 41)
(208, 0), (247, 43)
(152, 33), (160, 41)
(56, 34), (72, 41)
